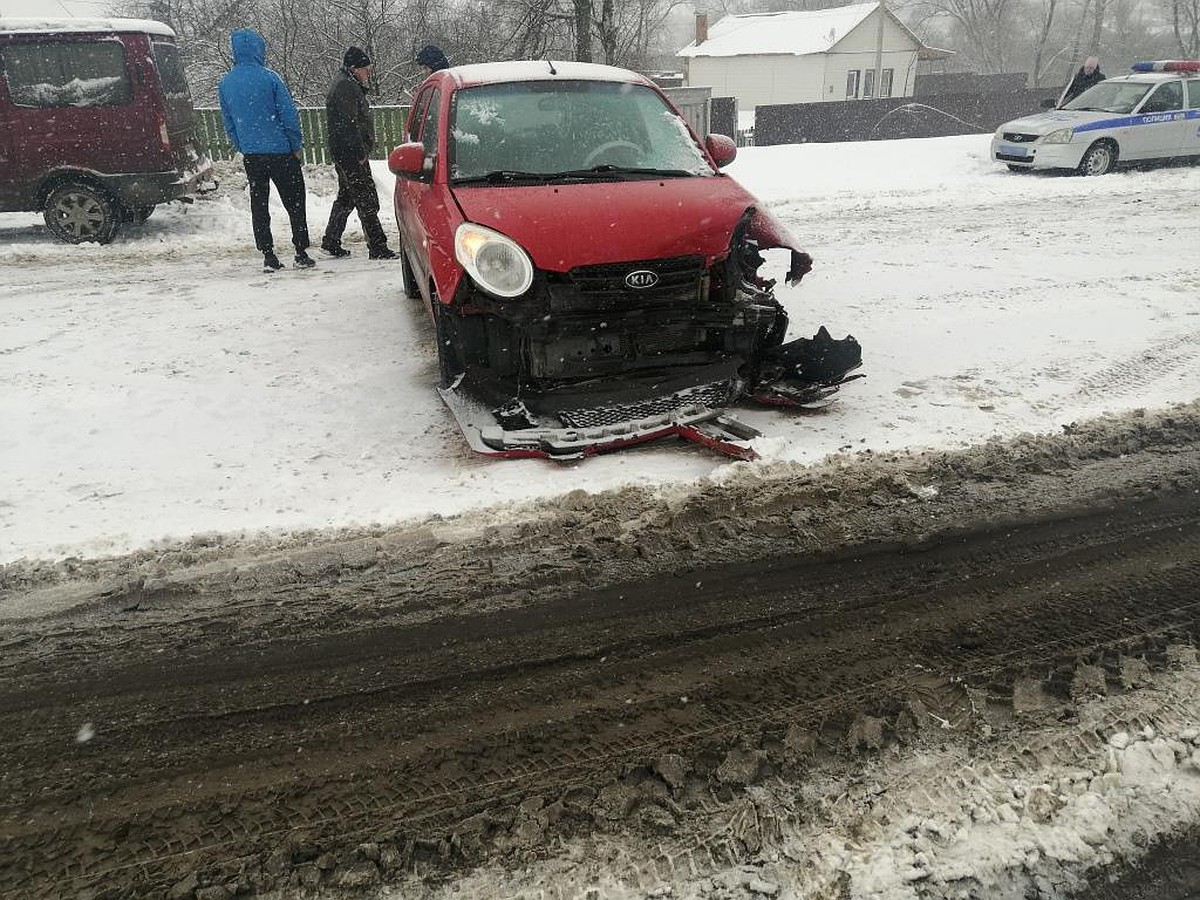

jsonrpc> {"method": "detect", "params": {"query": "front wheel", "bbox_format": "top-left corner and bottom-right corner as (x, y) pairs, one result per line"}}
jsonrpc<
(43, 182), (121, 244)
(431, 296), (465, 388)
(1077, 141), (1117, 176)
(399, 237), (420, 300)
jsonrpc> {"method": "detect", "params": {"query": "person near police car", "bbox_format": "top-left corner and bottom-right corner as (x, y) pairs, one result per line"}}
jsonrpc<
(1062, 57), (1105, 104)
(320, 46), (397, 260)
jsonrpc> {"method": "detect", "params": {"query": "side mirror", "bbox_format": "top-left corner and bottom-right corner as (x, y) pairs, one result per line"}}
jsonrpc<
(705, 133), (737, 168)
(388, 142), (427, 177)
(1040, 97), (1058, 109)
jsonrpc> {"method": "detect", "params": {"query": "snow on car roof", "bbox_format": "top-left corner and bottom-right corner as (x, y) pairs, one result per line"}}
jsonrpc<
(0, 18), (176, 38)
(448, 60), (651, 88)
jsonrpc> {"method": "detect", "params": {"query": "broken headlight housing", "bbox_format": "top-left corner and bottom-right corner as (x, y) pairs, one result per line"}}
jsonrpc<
(455, 223), (534, 298)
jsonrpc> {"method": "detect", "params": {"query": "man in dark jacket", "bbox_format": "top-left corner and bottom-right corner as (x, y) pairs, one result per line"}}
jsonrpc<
(218, 29), (315, 272)
(1062, 57), (1104, 104)
(320, 46), (396, 260)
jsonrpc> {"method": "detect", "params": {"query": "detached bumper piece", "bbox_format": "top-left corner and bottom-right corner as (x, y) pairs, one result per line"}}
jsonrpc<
(749, 326), (865, 409)
(439, 363), (761, 461)
(439, 328), (864, 462)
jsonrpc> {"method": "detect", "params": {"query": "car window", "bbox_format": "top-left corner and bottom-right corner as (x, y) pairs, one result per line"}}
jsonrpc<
(1187, 80), (1200, 110)
(407, 89), (432, 141)
(1, 39), (132, 107)
(151, 41), (190, 100)
(449, 80), (712, 180)
(1063, 80), (1152, 114)
(1139, 81), (1183, 113)
(420, 89), (441, 156)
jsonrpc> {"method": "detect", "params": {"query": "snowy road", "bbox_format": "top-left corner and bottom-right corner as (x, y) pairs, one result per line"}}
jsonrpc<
(2, 135), (1198, 563)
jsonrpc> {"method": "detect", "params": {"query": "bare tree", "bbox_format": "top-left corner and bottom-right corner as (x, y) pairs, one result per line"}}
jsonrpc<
(1169, 0), (1200, 55)
(904, 0), (1014, 72)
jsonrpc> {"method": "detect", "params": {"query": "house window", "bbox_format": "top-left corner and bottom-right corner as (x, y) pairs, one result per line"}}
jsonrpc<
(846, 70), (859, 99)
(881, 68), (894, 98)
(863, 69), (875, 99)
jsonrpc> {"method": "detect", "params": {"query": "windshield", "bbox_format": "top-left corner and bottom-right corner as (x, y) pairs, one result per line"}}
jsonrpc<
(1063, 80), (1153, 113)
(449, 80), (713, 181)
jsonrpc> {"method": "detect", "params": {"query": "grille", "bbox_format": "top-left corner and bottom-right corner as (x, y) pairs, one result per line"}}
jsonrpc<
(567, 255), (705, 301)
(556, 380), (736, 429)
(1002, 132), (1039, 143)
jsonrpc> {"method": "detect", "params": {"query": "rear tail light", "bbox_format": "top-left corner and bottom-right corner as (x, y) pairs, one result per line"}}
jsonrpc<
(158, 118), (171, 152)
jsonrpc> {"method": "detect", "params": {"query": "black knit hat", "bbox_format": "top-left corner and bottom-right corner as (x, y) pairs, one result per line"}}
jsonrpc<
(343, 46), (372, 69)
(415, 44), (449, 71)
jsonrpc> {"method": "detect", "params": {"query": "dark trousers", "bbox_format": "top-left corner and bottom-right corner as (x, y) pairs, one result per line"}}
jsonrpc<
(323, 158), (388, 252)
(243, 153), (309, 254)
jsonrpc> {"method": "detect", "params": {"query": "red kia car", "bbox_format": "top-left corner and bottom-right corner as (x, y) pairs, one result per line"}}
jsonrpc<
(389, 61), (861, 459)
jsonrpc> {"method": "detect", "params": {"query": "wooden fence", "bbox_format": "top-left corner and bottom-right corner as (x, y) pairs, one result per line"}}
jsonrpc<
(193, 106), (411, 165)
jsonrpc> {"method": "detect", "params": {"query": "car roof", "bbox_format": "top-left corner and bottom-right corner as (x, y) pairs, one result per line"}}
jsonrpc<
(442, 60), (655, 89)
(0, 17), (176, 38)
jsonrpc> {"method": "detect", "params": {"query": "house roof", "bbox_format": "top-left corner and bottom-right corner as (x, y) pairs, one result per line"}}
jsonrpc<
(677, 2), (921, 59)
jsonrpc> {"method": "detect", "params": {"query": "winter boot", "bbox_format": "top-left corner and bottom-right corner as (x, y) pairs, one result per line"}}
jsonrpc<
(293, 250), (316, 269)
(263, 250), (284, 273)
(369, 247), (398, 260)
(321, 240), (350, 258)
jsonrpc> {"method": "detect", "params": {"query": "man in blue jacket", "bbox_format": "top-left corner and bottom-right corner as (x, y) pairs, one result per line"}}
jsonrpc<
(218, 29), (315, 272)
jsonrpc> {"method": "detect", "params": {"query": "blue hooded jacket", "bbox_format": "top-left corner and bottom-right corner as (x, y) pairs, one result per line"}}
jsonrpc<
(217, 29), (303, 154)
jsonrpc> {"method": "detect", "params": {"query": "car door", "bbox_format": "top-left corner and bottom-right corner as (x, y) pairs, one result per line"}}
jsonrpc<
(1128, 80), (1186, 159)
(395, 85), (440, 300)
(1185, 79), (1200, 158)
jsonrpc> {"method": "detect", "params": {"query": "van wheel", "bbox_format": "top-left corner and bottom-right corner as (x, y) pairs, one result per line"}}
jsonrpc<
(1077, 140), (1117, 176)
(43, 182), (121, 244)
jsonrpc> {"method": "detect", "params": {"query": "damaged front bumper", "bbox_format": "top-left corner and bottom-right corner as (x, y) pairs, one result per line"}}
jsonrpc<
(438, 331), (863, 461)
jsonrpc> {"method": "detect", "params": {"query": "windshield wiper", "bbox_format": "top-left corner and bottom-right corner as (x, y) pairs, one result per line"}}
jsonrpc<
(453, 170), (554, 185)
(551, 165), (697, 179)
(453, 165), (698, 186)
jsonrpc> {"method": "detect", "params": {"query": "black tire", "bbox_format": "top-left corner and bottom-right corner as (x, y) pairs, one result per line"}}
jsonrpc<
(431, 294), (465, 387)
(399, 237), (420, 300)
(1077, 140), (1117, 176)
(43, 181), (121, 244)
(124, 205), (155, 225)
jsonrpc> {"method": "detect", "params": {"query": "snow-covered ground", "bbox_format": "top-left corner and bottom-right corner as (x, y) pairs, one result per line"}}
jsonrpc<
(2, 134), (1199, 564)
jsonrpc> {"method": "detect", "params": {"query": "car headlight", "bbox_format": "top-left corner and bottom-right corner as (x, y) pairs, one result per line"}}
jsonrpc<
(1042, 128), (1074, 144)
(454, 223), (534, 298)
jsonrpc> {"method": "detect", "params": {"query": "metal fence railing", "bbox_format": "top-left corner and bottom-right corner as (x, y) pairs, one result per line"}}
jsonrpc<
(193, 106), (412, 165)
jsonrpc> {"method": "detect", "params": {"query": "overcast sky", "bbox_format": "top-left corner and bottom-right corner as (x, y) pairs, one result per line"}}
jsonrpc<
(0, 0), (108, 16)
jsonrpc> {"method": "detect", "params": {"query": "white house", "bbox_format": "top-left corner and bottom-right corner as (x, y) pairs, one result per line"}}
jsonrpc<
(677, 2), (952, 109)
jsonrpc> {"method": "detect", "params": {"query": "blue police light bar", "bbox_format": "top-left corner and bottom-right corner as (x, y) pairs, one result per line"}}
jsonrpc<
(1131, 60), (1200, 72)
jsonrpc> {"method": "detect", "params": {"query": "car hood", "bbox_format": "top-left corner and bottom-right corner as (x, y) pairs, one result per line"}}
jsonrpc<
(999, 109), (1116, 134)
(451, 175), (761, 271)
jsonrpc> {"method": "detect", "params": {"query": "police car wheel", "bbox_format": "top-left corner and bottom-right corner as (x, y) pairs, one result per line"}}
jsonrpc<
(1077, 141), (1117, 176)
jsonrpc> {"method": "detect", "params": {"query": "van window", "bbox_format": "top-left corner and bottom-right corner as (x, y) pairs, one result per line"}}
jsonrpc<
(151, 41), (190, 100)
(2, 39), (132, 107)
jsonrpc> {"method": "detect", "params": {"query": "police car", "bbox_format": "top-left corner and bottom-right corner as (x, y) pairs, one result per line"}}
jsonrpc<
(992, 60), (1200, 175)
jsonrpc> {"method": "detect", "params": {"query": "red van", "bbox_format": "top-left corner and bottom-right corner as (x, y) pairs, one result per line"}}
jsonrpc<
(0, 18), (215, 243)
